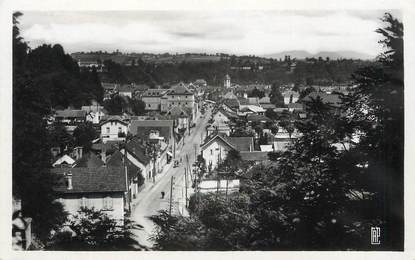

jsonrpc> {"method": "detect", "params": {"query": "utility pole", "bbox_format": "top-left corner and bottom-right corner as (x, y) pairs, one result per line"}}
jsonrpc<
(169, 176), (174, 216)
(184, 168), (188, 208)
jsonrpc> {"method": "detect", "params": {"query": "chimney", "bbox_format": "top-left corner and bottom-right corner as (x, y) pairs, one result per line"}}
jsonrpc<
(66, 172), (73, 190)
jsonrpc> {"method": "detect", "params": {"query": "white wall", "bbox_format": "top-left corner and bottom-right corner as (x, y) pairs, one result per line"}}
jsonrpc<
(202, 139), (231, 170)
(101, 121), (128, 143)
(58, 192), (124, 221)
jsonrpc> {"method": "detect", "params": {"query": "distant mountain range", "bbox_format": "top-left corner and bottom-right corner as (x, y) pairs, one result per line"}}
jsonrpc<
(264, 50), (375, 60)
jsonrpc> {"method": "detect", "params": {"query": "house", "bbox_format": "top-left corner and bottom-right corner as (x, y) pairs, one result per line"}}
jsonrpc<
(52, 166), (127, 222)
(223, 91), (238, 100)
(102, 83), (120, 100)
(72, 152), (105, 168)
(121, 138), (152, 183)
(222, 99), (240, 113)
(194, 79), (207, 87)
(118, 84), (135, 98)
(282, 90), (300, 104)
(54, 109), (87, 133)
(287, 102), (304, 112)
(52, 154), (76, 168)
(129, 119), (175, 159)
(259, 96), (276, 110)
(207, 109), (237, 136)
(81, 104), (107, 125)
(106, 150), (145, 201)
(142, 89), (168, 111)
(162, 82), (198, 122)
(200, 134), (254, 170)
(77, 60), (104, 72)
(238, 105), (266, 116)
(246, 114), (272, 124)
(166, 106), (190, 131)
(100, 116), (129, 143)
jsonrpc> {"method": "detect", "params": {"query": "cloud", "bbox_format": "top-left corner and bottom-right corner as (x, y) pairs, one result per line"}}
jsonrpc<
(20, 10), (386, 56)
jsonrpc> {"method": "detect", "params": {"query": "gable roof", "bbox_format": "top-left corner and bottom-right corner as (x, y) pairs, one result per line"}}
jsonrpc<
(168, 82), (193, 95)
(223, 99), (240, 109)
(282, 90), (300, 98)
(52, 155), (75, 167)
(73, 152), (104, 168)
(201, 134), (253, 152)
(142, 89), (168, 97)
(125, 139), (151, 165)
(223, 91), (238, 100)
(100, 115), (129, 126)
(106, 150), (144, 180)
(167, 106), (189, 118)
(129, 119), (174, 140)
(52, 167), (126, 194)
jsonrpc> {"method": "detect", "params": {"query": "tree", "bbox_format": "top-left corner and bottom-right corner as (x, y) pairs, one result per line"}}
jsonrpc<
(49, 123), (74, 153)
(47, 207), (143, 250)
(103, 95), (127, 115)
(130, 99), (146, 116)
(339, 13), (404, 250)
(73, 122), (97, 152)
(269, 83), (284, 107)
(13, 12), (67, 242)
(249, 87), (265, 99)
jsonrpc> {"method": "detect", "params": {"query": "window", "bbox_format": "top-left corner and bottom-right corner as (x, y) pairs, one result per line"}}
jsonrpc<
(210, 149), (213, 155)
(103, 196), (113, 210)
(118, 127), (122, 133)
(106, 127), (110, 134)
(79, 196), (88, 208)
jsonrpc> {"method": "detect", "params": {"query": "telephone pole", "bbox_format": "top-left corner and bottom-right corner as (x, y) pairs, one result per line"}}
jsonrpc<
(184, 168), (188, 208)
(169, 176), (175, 216)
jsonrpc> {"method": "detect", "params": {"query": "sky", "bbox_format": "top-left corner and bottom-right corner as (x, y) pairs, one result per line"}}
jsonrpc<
(18, 10), (402, 58)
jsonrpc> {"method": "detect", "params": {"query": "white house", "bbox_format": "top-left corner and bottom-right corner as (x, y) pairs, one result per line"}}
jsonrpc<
(51, 167), (127, 222)
(81, 104), (107, 125)
(282, 90), (300, 105)
(100, 116), (129, 143)
(200, 134), (254, 170)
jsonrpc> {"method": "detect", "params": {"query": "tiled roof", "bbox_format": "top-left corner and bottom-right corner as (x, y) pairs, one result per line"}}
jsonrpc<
(201, 134), (254, 152)
(129, 119), (174, 141)
(106, 150), (144, 180)
(167, 106), (189, 118)
(100, 115), (129, 126)
(52, 167), (126, 194)
(142, 89), (168, 97)
(73, 152), (104, 168)
(125, 139), (151, 165)
(223, 91), (238, 100)
(223, 99), (240, 109)
(55, 109), (86, 118)
(168, 82), (193, 95)
(226, 136), (254, 151)
(259, 96), (271, 104)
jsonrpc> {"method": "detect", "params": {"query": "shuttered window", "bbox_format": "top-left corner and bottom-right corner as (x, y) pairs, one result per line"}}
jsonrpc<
(103, 196), (113, 210)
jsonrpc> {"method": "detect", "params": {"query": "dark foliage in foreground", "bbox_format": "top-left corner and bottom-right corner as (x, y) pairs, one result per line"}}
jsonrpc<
(46, 208), (144, 250)
(150, 13), (403, 251)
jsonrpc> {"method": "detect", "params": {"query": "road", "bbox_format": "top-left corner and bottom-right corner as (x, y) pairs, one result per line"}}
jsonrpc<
(131, 108), (211, 248)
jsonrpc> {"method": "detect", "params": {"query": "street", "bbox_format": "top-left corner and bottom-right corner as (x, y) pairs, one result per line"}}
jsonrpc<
(131, 107), (211, 248)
